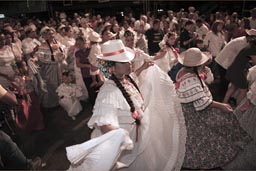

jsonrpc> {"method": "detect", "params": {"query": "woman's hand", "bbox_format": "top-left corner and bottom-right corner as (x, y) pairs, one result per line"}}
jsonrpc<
(134, 59), (154, 76)
(211, 101), (233, 113)
(220, 103), (233, 113)
(141, 59), (154, 70)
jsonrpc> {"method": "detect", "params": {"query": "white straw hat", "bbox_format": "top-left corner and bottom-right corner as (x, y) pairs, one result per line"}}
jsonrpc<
(97, 39), (134, 62)
(88, 31), (102, 43)
(40, 26), (55, 35)
(178, 48), (211, 67)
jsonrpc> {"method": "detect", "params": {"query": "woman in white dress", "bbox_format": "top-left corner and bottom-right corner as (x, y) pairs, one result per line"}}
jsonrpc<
(156, 31), (180, 73)
(66, 39), (186, 171)
(0, 33), (15, 88)
(35, 27), (65, 108)
(56, 71), (83, 120)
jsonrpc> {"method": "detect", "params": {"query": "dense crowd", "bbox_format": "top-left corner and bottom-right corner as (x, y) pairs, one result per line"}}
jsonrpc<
(0, 5), (256, 170)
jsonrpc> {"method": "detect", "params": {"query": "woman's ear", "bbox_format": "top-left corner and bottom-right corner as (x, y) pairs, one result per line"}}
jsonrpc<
(108, 67), (115, 74)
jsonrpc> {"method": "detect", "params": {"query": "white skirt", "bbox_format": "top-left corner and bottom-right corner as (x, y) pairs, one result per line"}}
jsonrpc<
(66, 128), (133, 171)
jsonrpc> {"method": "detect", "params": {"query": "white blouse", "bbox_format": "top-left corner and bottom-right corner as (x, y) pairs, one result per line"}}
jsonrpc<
(0, 46), (15, 66)
(22, 37), (41, 56)
(88, 43), (101, 67)
(132, 48), (153, 71)
(88, 79), (144, 131)
(204, 31), (226, 57)
(154, 47), (178, 73)
(35, 43), (64, 64)
(56, 83), (83, 99)
(176, 72), (213, 111)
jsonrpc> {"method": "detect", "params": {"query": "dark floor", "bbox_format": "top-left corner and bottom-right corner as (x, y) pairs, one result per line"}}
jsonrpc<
(11, 101), (93, 170)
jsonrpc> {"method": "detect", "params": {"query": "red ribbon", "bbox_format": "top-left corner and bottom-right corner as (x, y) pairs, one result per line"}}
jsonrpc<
(240, 100), (251, 111)
(132, 110), (139, 119)
(102, 49), (125, 57)
(132, 110), (140, 142)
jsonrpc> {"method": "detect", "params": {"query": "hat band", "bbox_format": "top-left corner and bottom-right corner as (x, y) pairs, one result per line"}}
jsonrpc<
(102, 49), (125, 57)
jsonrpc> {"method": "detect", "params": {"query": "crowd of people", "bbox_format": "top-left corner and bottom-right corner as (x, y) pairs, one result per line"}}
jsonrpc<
(0, 5), (256, 170)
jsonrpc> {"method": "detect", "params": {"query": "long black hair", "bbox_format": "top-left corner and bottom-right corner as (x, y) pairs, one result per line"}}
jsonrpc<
(110, 73), (141, 125)
(193, 66), (204, 88)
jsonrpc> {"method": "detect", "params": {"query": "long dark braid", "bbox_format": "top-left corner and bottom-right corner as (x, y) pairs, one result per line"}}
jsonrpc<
(193, 66), (204, 88)
(125, 75), (140, 94)
(110, 74), (135, 113)
(110, 74), (140, 125)
(46, 40), (55, 61)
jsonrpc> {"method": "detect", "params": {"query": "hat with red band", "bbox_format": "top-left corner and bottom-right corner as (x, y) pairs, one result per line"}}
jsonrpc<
(97, 39), (134, 62)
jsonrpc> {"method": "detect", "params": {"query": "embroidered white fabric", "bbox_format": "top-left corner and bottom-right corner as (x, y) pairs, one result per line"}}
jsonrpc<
(176, 73), (213, 111)
(66, 65), (187, 171)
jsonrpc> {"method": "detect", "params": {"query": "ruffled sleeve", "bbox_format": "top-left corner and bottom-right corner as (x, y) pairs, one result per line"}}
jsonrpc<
(87, 80), (130, 129)
(176, 74), (213, 111)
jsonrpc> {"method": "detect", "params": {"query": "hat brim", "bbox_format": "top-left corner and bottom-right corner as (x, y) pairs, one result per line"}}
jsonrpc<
(178, 51), (210, 67)
(97, 47), (135, 62)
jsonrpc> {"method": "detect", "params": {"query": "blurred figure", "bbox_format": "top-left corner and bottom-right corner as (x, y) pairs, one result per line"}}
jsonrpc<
(0, 84), (43, 170)
(215, 29), (256, 100)
(145, 19), (164, 55)
(180, 20), (197, 52)
(12, 60), (44, 132)
(249, 7), (256, 29)
(0, 33), (15, 88)
(195, 18), (209, 40)
(224, 43), (256, 105)
(56, 71), (83, 120)
(35, 27), (65, 108)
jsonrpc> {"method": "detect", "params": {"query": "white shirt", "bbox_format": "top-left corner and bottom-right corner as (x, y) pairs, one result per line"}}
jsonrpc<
(22, 37), (41, 57)
(132, 48), (153, 71)
(203, 31), (226, 57)
(88, 43), (101, 66)
(80, 27), (93, 43)
(62, 36), (75, 48)
(0, 46), (15, 66)
(154, 47), (178, 73)
(215, 36), (248, 69)
(196, 24), (209, 39)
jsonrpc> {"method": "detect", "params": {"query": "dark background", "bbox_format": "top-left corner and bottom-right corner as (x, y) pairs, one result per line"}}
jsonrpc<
(0, 1), (256, 20)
